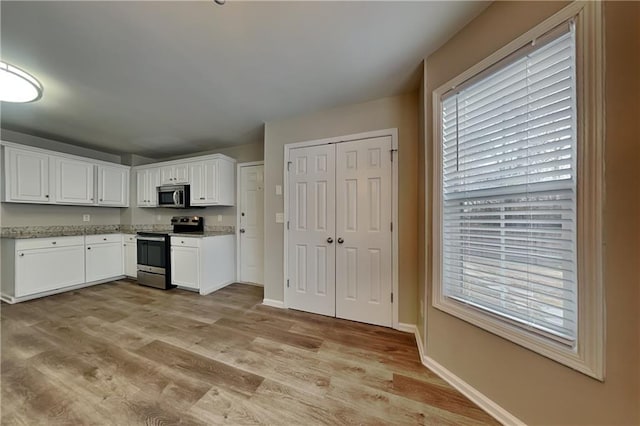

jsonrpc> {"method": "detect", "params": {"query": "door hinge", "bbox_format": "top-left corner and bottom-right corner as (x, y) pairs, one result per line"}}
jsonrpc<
(391, 292), (394, 303)
(287, 279), (290, 288)
(390, 148), (398, 162)
(287, 221), (290, 230)
(287, 161), (293, 172)
(390, 222), (393, 232)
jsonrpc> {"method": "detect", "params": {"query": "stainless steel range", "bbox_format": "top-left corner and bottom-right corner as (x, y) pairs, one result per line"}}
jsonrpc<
(136, 232), (173, 289)
(136, 216), (205, 290)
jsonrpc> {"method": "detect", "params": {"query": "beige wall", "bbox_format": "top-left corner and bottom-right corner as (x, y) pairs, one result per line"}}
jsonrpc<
(421, 1), (640, 424)
(263, 92), (419, 324)
(121, 141), (264, 228)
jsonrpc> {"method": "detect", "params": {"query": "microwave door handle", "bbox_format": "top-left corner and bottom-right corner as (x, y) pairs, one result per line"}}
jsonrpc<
(173, 190), (179, 206)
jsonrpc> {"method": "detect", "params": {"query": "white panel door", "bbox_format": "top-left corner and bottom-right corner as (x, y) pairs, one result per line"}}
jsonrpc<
(53, 156), (95, 204)
(5, 147), (51, 203)
(287, 145), (336, 316)
(335, 137), (393, 327)
(239, 165), (264, 284)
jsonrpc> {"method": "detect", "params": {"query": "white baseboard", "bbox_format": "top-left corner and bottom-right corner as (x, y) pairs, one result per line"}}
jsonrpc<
(262, 298), (285, 309)
(200, 280), (235, 296)
(408, 328), (525, 426)
(237, 281), (264, 287)
(396, 322), (417, 333)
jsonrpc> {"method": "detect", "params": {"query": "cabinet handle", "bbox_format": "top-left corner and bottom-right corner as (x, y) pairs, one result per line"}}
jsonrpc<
(200, 197), (205, 200)
(103, 238), (107, 241)
(45, 195), (49, 198)
(181, 241), (184, 244)
(52, 241), (57, 245)
(90, 198), (94, 201)
(99, 198), (103, 201)
(87, 247), (92, 250)
(19, 253), (24, 257)
(123, 243), (126, 246)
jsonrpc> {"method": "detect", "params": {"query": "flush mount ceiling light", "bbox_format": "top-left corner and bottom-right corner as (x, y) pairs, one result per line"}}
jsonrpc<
(0, 61), (43, 103)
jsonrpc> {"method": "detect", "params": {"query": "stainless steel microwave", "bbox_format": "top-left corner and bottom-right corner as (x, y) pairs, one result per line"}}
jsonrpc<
(157, 184), (190, 208)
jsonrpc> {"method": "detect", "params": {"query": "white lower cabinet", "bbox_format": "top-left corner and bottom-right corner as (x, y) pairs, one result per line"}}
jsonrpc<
(123, 234), (137, 278)
(171, 244), (200, 290)
(13, 238), (85, 298)
(170, 235), (235, 295)
(86, 234), (123, 282)
(0, 234), (126, 303)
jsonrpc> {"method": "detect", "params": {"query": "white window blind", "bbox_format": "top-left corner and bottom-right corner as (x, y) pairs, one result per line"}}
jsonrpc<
(440, 24), (577, 345)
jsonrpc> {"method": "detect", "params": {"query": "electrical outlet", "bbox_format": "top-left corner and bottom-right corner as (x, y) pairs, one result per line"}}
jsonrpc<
(82, 214), (90, 222)
(275, 213), (284, 223)
(217, 215), (223, 222)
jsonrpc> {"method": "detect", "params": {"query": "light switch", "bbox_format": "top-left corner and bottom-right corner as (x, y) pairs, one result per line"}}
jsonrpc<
(275, 213), (284, 223)
(82, 214), (90, 222)
(217, 215), (223, 222)
(275, 185), (282, 195)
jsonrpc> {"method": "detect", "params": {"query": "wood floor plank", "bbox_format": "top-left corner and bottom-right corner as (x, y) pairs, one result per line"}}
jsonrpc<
(135, 340), (265, 397)
(1, 280), (498, 425)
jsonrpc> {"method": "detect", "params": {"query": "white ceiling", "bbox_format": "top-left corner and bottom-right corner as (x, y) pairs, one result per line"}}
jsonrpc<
(1, 1), (488, 158)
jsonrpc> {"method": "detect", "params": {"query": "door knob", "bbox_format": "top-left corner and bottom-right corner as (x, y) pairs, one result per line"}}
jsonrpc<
(240, 229), (246, 233)
(327, 237), (333, 244)
(337, 237), (344, 244)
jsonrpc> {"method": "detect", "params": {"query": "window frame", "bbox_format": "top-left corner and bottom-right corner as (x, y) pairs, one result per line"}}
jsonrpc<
(431, 1), (604, 380)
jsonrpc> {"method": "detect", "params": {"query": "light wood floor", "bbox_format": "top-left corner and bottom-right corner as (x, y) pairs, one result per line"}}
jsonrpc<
(1, 281), (498, 425)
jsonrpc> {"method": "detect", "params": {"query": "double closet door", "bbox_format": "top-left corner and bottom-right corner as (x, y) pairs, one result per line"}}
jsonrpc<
(287, 136), (393, 327)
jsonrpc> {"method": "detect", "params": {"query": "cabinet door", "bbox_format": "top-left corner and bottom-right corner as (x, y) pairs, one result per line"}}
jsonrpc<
(189, 160), (218, 206)
(53, 156), (95, 204)
(171, 246), (199, 290)
(147, 168), (160, 206)
(15, 245), (85, 297)
(86, 242), (123, 282)
(174, 164), (189, 183)
(160, 166), (174, 185)
(5, 147), (51, 203)
(123, 240), (137, 278)
(136, 170), (149, 206)
(98, 165), (129, 206)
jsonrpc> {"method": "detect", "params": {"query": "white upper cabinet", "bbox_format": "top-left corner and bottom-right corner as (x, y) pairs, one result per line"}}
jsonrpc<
(136, 154), (235, 208)
(160, 164), (189, 185)
(52, 156), (95, 205)
(97, 164), (129, 207)
(189, 158), (234, 206)
(136, 167), (160, 207)
(1, 143), (130, 208)
(3, 146), (51, 203)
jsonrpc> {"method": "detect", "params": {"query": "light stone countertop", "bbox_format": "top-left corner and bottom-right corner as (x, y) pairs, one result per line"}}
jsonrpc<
(1, 225), (234, 239)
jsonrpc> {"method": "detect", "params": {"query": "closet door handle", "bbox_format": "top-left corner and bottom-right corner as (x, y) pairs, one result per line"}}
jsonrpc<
(337, 238), (344, 244)
(326, 237), (333, 244)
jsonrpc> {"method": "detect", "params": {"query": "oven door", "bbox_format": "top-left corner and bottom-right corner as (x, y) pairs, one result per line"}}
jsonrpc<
(137, 237), (166, 273)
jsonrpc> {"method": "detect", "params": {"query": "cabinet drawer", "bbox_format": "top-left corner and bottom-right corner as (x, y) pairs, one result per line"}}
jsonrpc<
(124, 234), (137, 243)
(170, 237), (201, 248)
(86, 234), (123, 245)
(16, 236), (85, 251)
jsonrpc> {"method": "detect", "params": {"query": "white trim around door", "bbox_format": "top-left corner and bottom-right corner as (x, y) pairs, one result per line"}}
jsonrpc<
(236, 161), (265, 286)
(283, 128), (399, 329)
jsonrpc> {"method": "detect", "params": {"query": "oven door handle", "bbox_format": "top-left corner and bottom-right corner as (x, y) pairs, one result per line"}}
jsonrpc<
(173, 190), (179, 206)
(136, 236), (166, 242)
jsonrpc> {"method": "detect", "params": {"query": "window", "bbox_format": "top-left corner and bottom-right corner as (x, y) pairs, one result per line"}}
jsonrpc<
(432, 2), (604, 379)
